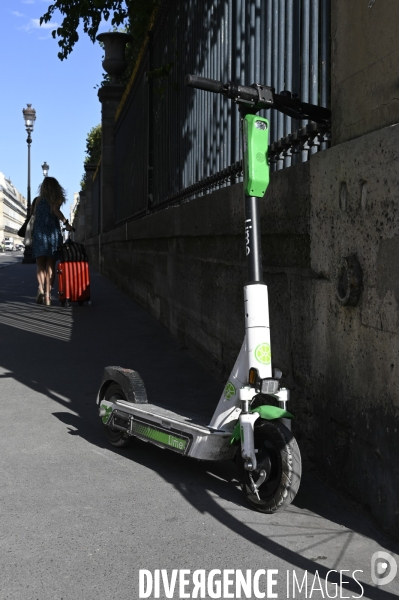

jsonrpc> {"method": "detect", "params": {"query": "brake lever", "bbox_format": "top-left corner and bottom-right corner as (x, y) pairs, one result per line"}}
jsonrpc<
(272, 90), (331, 125)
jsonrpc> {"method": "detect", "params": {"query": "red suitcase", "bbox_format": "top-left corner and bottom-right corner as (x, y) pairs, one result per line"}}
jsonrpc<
(57, 261), (92, 306)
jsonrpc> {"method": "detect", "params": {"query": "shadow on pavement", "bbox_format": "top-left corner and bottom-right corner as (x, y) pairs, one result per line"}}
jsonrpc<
(50, 411), (399, 599)
(1, 263), (398, 600)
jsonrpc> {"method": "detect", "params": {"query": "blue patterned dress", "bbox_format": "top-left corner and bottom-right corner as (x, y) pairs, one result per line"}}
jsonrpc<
(31, 198), (62, 259)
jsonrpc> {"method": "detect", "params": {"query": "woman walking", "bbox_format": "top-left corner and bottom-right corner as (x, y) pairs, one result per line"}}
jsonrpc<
(32, 177), (73, 306)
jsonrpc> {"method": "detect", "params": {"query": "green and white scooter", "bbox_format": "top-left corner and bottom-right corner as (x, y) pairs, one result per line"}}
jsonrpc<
(97, 75), (330, 513)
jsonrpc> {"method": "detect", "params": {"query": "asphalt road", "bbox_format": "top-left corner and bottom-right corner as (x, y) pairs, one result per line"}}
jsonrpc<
(0, 250), (24, 268)
(0, 262), (398, 600)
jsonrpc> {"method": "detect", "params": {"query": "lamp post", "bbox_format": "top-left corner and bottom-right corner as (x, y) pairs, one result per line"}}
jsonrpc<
(22, 104), (36, 263)
(42, 162), (49, 178)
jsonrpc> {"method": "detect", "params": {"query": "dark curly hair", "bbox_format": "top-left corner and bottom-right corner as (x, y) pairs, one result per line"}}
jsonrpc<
(38, 177), (67, 213)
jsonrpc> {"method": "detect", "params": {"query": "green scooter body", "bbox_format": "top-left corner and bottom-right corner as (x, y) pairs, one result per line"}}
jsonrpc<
(230, 404), (294, 444)
(242, 114), (270, 198)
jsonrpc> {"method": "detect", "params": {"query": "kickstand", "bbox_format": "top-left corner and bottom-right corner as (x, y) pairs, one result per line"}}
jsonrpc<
(248, 470), (267, 501)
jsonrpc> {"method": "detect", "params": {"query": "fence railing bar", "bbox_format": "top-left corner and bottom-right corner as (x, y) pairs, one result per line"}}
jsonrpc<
(285, 0), (293, 168)
(111, 0), (331, 223)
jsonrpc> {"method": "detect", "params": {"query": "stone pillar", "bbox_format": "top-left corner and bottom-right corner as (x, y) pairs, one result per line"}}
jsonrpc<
(83, 162), (97, 240)
(97, 85), (124, 233)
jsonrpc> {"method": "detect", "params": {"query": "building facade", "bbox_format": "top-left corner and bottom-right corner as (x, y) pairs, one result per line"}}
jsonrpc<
(0, 172), (27, 245)
(68, 192), (85, 242)
(69, 192), (80, 225)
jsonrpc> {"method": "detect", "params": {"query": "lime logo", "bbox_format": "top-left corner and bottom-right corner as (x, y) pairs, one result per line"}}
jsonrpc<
(101, 404), (113, 424)
(255, 343), (271, 365)
(131, 421), (188, 453)
(256, 151), (266, 162)
(224, 382), (236, 400)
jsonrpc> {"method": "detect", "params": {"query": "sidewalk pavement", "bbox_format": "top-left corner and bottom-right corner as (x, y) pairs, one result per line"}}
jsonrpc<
(0, 262), (398, 600)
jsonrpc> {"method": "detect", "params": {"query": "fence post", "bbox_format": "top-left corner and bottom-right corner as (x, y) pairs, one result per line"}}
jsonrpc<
(97, 85), (125, 232)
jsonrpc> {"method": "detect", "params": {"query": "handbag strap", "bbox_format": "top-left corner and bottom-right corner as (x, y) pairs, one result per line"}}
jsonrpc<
(31, 197), (39, 216)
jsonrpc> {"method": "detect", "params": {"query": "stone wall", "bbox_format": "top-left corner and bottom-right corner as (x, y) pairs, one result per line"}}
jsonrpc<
(78, 0), (399, 539)
(86, 161), (311, 380)
(85, 123), (399, 537)
(308, 122), (399, 535)
(332, 0), (399, 144)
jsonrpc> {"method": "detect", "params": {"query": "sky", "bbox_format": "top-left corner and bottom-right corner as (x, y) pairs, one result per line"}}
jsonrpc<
(1, 1), (112, 217)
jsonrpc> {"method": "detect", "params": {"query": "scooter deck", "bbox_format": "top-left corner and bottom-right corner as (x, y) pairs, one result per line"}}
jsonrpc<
(115, 400), (212, 431)
(101, 398), (236, 461)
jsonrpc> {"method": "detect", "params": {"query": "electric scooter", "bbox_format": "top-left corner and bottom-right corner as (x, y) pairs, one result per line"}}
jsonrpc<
(96, 75), (331, 513)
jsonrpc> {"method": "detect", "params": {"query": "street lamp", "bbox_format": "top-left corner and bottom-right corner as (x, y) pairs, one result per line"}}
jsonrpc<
(22, 103), (36, 263)
(42, 162), (49, 177)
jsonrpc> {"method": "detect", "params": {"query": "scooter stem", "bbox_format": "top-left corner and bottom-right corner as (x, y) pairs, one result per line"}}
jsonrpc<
(245, 195), (264, 283)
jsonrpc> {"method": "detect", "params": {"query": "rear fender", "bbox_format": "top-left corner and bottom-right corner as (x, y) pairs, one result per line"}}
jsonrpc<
(96, 366), (148, 405)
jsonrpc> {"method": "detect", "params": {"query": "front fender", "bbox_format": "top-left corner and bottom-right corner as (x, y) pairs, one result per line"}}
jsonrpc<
(230, 405), (294, 444)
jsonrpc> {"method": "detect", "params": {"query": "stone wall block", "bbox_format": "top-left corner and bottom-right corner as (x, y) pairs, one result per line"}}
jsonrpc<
(332, 0), (399, 144)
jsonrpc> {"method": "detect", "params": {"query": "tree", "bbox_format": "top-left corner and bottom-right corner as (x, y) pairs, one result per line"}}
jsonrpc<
(80, 123), (102, 190)
(40, 0), (159, 62)
(85, 123), (102, 165)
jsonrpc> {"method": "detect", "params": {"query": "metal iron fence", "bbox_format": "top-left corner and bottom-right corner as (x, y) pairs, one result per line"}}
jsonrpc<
(114, 0), (330, 222)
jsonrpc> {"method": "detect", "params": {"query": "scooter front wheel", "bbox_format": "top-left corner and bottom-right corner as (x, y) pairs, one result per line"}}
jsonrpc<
(103, 382), (134, 448)
(236, 420), (301, 513)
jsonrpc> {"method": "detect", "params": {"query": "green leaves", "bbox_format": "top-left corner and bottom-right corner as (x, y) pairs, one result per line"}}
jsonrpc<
(147, 62), (174, 80)
(40, 1), (130, 60)
(40, 0), (162, 94)
(80, 123), (102, 190)
(84, 123), (102, 165)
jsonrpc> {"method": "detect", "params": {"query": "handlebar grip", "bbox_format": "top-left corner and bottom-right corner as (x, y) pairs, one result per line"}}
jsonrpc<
(185, 74), (224, 94)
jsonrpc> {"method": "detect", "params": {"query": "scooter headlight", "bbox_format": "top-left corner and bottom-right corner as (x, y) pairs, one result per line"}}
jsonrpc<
(248, 367), (280, 395)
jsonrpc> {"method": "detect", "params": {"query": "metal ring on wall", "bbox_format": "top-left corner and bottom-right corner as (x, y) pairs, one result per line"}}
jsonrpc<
(335, 254), (363, 306)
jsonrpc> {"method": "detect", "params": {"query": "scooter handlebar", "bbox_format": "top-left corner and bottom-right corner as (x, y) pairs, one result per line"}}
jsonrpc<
(185, 74), (224, 94)
(185, 74), (331, 125)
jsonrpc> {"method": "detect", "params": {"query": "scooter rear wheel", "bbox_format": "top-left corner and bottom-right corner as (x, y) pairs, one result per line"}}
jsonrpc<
(236, 420), (301, 513)
(103, 382), (134, 448)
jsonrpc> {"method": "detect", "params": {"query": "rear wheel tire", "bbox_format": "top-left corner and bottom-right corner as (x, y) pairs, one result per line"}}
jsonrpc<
(236, 420), (301, 513)
(103, 382), (134, 448)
